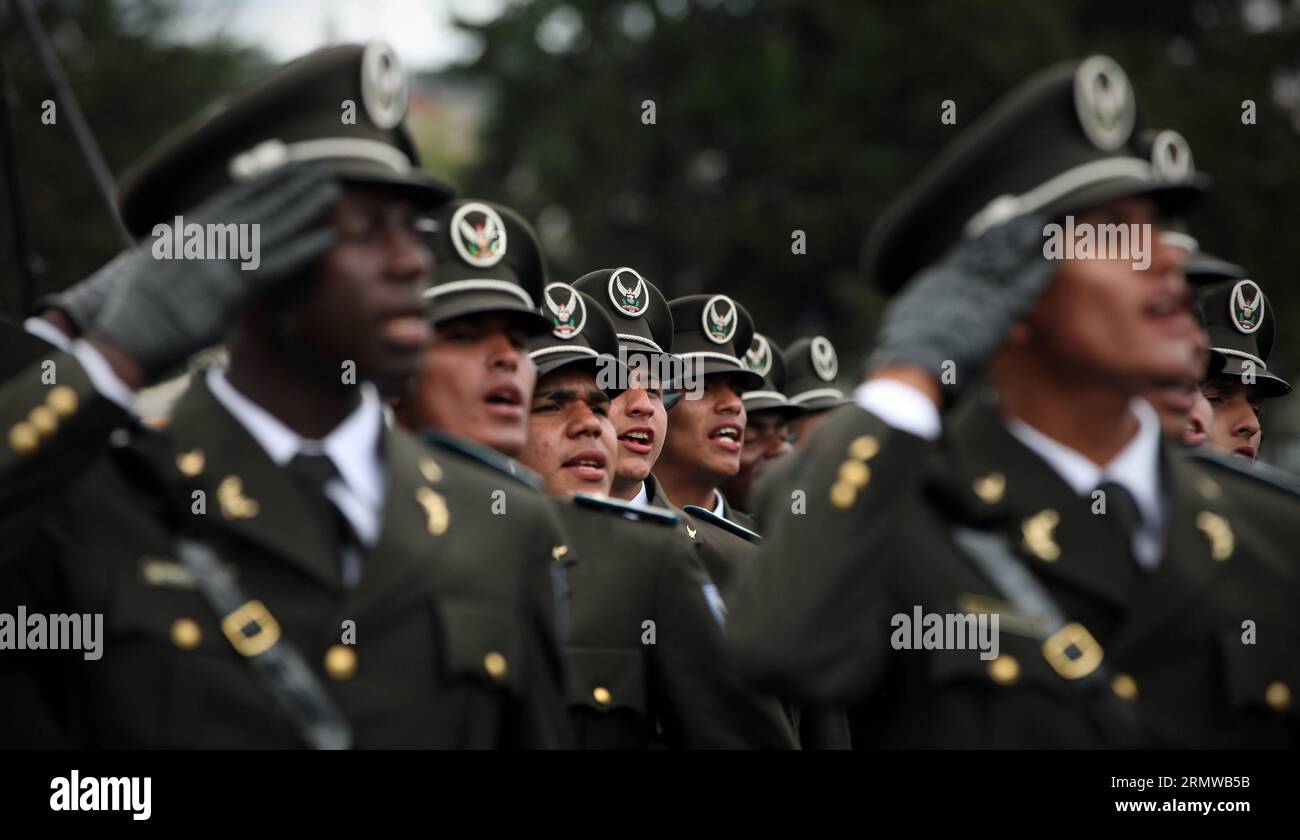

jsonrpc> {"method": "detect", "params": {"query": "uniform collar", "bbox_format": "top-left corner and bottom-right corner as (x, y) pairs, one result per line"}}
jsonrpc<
(710, 488), (726, 518)
(206, 367), (386, 544)
(630, 482), (650, 508)
(1003, 397), (1164, 568)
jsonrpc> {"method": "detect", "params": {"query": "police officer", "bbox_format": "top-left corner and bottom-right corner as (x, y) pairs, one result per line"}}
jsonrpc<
(654, 294), (765, 536)
(782, 336), (852, 447)
(516, 283), (796, 748)
(719, 333), (805, 517)
(728, 55), (1299, 747)
(1188, 256), (1292, 461)
(0, 44), (569, 748)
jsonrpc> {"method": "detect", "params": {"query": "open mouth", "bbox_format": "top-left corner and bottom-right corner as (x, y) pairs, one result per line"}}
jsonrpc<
(562, 449), (608, 482)
(483, 385), (524, 418)
(1233, 444), (1257, 460)
(708, 423), (743, 453)
(381, 314), (433, 350)
(618, 426), (655, 455)
(1142, 293), (1195, 333)
(1181, 413), (1207, 448)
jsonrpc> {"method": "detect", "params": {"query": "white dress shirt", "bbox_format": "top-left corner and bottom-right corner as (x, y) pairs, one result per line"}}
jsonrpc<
(206, 368), (388, 550)
(856, 380), (1165, 569)
(710, 489), (726, 518)
(631, 482), (651, 508)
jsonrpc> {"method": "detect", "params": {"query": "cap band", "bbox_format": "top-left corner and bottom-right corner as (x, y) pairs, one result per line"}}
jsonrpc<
(1212, 347), (1267, 370)
(742, 390), (790, 404)
(424, 279), (536, 309)
(529, 345), (600, 361)
(229, 137), (412, 182)
(789, 387), (845, 405)
(964, 156), (1154, 238)
(617, 333), (665, 353)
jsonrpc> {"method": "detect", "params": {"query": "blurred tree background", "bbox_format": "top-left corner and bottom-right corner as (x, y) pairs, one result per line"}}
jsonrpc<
(2, 0), (1299, 461)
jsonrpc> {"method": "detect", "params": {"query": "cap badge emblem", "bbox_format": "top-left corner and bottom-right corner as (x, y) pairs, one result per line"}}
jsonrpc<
(702, 295), (737, 345)
(451, 201), (507, 268)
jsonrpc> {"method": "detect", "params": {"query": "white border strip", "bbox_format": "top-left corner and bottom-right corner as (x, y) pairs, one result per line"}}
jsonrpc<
(424, 279), (536, 310)
(789, 387), (845, 405)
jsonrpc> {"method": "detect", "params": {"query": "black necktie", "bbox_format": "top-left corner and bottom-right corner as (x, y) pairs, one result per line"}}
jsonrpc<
(1095, 480), (1141, 568)
(287, 452), (360, 583)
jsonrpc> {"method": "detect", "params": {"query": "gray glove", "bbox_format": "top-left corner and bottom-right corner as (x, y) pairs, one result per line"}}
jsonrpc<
(35, 248), (140, 334)
(867, 213), (1054, 387)
(91, 162), (341, 377)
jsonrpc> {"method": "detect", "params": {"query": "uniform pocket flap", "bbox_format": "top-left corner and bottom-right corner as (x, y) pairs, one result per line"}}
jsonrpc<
(565, 646), (647, 713)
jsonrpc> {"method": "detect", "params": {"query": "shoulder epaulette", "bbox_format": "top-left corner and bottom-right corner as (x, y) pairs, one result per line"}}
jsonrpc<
(1186, 449), (1300, 499)
(683, 505), (763, 543)
(417, 428), (543, 490)
(572, 493), (680, 525)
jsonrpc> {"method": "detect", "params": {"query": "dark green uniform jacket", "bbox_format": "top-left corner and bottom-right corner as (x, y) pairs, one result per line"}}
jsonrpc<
(552, 496), (796, 749)
(729, 398), (1300, 748)
(0, 347), (570, 748)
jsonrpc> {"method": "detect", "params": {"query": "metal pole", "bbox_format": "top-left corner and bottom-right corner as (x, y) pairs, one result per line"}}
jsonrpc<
(15, 0), (132, 247)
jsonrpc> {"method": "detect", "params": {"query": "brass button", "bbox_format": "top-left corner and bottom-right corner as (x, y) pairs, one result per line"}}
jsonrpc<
(973, 471), (1006, 504)
(987, 654), (1020, 686)
(176, 449), (205, 477)
(28, 405), (57, 437)
(9, 422), (39, 455)
(484, 651), (508, 682)
(592, 686), (612, 706)
(324, 644), (357, 680)
(837, 460), (871, 488)
(1265, 680), (1291, 713)
(170, 618), (202, 650)
(1111, 672), (1139, 702)
(829, 481), (856, 510)
(1197, 476), (1221, 500)
(46, 386), (78, 417)
(419, 456), (443, 483)
(848, 435), (879, 461)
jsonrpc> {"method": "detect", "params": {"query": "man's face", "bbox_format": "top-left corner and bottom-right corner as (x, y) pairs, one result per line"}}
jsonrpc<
(1202, 377), (1263, 459)
(1144, 323), (1212, 446)
(721, 410), (792, 507)
(520, 368), (617, 498)
(1021, 196), (1200, 390)
(1147, 383), (1210, 447)
(293, 188), (434, 397)
(660, 374), (747, 483)
(609, 364), (670, 486)
(399, 312), (537, 457)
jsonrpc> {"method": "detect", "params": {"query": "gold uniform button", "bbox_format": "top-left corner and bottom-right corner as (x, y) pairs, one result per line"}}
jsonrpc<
(1111, 672), (1139, 702)
(170, 618), (202, 650)
(829, 481), (857, 510)
(176, 449), (205, 477)
(419, 456), (443, 483)
(9, 422), (39, 455)
(848, 435), (880, 461)
(837, 460), (871, 488)
(1265, 681), (1291, 713)
(593, 686), (612, 706)
(46, 386), (78, 418)
(987, 654), (1020, 686)
(325, 645), (357, 680)
(29, 405), (58, 436)
(484, 651), (508, 682)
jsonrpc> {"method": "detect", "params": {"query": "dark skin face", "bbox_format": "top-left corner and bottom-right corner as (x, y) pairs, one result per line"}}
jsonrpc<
(308, 188), (433, 392)
(519, 368), (617, 498)
(1202, 377), (1263, 459)
(719, 409), (793, 511)
(394, 312), (537, 458)
(227, 186), (433, 437)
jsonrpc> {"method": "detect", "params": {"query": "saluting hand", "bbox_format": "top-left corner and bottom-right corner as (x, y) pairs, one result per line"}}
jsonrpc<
(86, 162), (341, 382)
